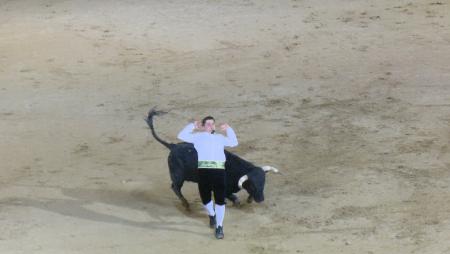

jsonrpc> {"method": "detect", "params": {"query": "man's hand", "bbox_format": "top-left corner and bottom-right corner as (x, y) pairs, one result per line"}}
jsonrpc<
(194, 121), (203, 131)
(220, 123), (230, 131)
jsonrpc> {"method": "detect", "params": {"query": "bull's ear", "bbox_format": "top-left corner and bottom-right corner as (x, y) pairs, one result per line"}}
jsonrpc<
(262, 166), (280, 174)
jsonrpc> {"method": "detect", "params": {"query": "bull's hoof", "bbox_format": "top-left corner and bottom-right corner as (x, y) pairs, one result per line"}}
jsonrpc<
(181, 199), (190, 209)
(232, 199), (241, 207)
(247, 196), (254, 204)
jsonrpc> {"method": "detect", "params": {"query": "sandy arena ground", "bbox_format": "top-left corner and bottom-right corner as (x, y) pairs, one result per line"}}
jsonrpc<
(1, 0), (450, 253)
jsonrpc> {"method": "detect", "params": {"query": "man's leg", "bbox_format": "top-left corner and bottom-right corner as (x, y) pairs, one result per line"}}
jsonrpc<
(198, 170), (215, 227)
(212, 170), (226, 239)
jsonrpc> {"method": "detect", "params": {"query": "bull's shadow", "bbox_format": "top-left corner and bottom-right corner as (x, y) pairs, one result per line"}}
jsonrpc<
(2, 186), (208, 236)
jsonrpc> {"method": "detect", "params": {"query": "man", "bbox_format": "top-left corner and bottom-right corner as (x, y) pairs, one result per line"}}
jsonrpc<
(177, 116), (238, 239)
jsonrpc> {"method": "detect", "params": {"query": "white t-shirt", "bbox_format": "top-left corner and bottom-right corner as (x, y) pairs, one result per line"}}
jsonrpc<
(177, 123), (238, 162)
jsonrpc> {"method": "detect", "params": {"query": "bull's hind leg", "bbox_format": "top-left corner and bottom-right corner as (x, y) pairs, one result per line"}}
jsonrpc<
(171, 182), (190, 209)
(168, 154), (191, 209)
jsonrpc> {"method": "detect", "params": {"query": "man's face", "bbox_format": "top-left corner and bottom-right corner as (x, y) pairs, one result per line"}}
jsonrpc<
(203, 119), (215, 133)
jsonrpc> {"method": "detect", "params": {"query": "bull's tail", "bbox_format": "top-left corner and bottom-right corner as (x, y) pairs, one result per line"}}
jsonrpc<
(145, 107), (174, 150)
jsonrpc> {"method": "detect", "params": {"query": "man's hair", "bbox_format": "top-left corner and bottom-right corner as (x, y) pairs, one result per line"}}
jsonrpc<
(201, 116), (215, 126)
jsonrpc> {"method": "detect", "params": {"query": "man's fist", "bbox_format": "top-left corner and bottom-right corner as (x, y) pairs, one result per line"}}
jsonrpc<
(194, 121), (202, 130)
(220, 123), (230, 131)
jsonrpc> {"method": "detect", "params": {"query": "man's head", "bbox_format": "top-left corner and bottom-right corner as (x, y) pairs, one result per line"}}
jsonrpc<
(201, 116), (215, 133)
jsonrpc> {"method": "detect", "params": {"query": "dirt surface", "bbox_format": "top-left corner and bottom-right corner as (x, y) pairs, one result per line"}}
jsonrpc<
(1, 0), (450, 253)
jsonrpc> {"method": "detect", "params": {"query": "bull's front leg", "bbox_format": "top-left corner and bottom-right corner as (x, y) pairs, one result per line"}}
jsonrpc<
(226, 193), (241, 206)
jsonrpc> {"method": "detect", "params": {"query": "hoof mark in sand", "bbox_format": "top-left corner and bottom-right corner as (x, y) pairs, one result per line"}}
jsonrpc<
(73, 143), (90, 156)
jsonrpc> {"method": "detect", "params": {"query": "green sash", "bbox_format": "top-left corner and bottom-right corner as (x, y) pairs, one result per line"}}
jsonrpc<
(198, 160), (225, 169)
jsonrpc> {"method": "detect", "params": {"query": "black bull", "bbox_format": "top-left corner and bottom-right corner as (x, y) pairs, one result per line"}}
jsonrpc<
(145, 108), (279, 209)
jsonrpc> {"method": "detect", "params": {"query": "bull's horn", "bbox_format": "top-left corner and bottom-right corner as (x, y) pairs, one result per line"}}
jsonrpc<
(238, 175), (248, 189)
(262, 165), (280, 173)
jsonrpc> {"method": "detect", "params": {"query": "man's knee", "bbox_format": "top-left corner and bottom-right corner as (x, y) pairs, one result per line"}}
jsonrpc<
(199, 186), (212, 205)
(201, 197), (212, 205)
(213, 188), (226, 205)
(215, 199), (226, 205)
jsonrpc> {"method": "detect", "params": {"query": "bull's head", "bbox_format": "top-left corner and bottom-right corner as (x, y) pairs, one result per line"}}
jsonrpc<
(238, 166), (279, 203)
